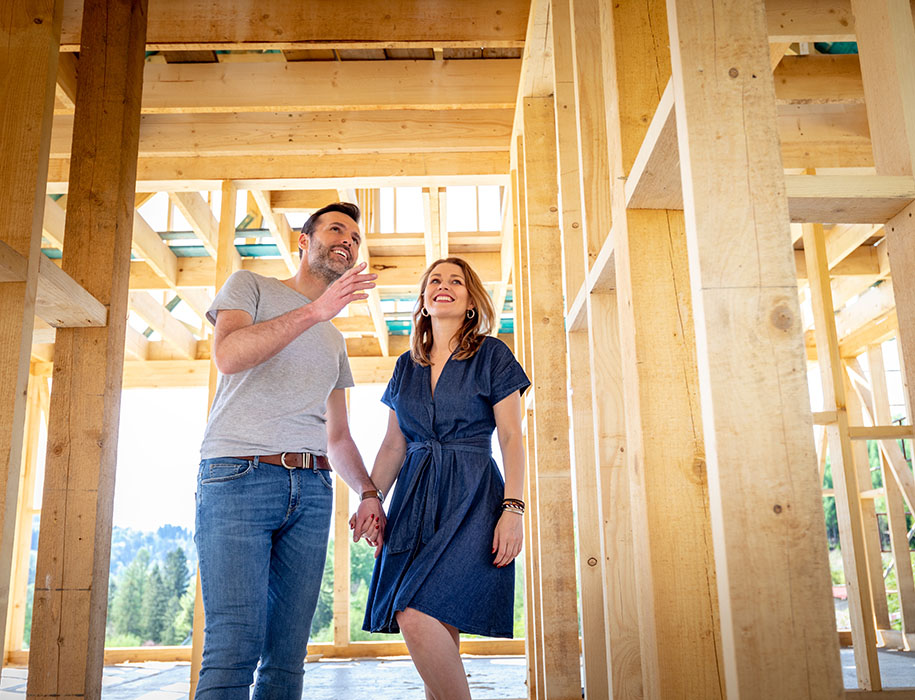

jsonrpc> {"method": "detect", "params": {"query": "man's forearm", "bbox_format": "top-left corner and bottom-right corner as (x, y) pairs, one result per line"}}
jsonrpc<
(215, 305), (320, 374)
(328, 437), (375, 493)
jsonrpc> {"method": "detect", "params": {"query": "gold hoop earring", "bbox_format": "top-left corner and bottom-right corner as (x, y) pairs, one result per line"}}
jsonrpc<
(421, 307), (429, 317)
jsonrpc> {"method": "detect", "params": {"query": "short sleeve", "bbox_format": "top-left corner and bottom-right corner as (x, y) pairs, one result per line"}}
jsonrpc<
(336, 351), (355, 390)
(381, 353), (407, 410)
(489, 339), (530, 405)
(206, 270), (259, 325)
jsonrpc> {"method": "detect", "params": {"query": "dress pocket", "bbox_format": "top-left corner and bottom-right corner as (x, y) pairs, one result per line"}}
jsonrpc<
(200, 459), (255, 485)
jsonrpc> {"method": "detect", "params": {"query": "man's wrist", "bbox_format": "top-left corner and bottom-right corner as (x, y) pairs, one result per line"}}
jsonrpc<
(361, 488), (384, 503)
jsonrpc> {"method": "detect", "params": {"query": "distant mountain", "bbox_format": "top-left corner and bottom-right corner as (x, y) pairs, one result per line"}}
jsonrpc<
(109, 524), (198, 578)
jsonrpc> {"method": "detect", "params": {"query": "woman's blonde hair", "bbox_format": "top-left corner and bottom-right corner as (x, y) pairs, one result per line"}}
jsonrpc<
(410, 257), (495, 366)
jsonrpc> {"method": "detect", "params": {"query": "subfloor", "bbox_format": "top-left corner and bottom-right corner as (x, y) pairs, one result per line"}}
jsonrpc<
(0, 656), (527, 700)
(1, 649), (914, 698)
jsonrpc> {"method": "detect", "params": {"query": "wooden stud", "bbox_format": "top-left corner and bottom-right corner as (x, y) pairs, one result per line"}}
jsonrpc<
(866, 346), (915, 649)
(332, 473), (350, 649)
(4, 375), (44, 653)
(549, 4), (612, 696)
(804, 220), (880, 689)
(190, 179), (239, 699)
(27, 0), (148, 696)
(667, 0), (845, 696)
(0, 0), (63, 666)
(845, 371), (892, 632)
(521, 96), (582, 700)
(599, 1), (723, 697)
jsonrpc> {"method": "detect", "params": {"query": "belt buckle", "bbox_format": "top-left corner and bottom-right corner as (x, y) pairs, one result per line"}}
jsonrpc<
(280, 452), (312, 470)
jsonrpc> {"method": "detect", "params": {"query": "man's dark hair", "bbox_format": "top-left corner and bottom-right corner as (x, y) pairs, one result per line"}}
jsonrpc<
(299, 202), (361, 259)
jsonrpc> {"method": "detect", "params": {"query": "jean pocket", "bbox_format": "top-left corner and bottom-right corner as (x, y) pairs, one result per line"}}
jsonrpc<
(315, 469), (334, 490)
(200, 459), (255, 485)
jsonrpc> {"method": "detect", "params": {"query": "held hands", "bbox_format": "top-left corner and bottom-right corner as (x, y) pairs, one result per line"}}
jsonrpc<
(349, 497), (386, 558)
(310, 262), (377, 323)
(492, 511), (524, 568)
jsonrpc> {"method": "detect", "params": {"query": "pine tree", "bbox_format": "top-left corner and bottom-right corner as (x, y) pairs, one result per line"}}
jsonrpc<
(111, 549), (149, 637)
(141, 564), (169, 643)
(163, 548), (189, 601)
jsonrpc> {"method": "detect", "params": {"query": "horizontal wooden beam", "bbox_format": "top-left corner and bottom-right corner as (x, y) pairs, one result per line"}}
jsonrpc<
(6, 638), (525, 666)
(786, 175), (915, 224)
(59, 0), (530, 50)
(627, 98), (875, 210)
(774, 54), (863, 105)
(129, 252), (502, 290)
(270, 189), (340, 212)
(49, 110), (513, 159)
(46, 152), (511, 192)
(367, 230), (502, 257)
(848, 425), (915, 441)
(1, 240), (106, 327)
(112, 59), (520, 114)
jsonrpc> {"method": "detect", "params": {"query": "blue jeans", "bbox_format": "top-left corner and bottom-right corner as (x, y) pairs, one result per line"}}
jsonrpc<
(194, 457), (333, 700)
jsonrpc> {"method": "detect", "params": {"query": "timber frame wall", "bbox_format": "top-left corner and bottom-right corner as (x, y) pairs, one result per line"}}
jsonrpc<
(5, 1), (915, 699)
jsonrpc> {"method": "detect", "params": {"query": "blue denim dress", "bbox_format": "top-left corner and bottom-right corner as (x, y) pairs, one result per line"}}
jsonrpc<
(363, 336), (530, 638)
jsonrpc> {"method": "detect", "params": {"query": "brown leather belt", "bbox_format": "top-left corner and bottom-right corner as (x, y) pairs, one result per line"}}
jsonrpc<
(239, 453), (331, 471)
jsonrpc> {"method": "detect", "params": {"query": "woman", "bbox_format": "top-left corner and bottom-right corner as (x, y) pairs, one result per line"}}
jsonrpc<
(354, 257), (529, 700)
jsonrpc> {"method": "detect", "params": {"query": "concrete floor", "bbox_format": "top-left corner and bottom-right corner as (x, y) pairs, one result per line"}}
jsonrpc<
(0, 656), (528, 700)
(1, 649), (914, 698)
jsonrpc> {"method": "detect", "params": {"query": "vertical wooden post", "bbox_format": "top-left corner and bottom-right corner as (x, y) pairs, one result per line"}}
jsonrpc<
(803, 222), (880, 688)
(599, 1), (722, 697)
(521, 96), (582, 700)
(190, 180), (239, 699)
(868, 344), (915, 649)
(514, 139), (544, 698)
(0, 0), (63, 664)
(666, 0), (844, 697)
(5, 374), (44, 653)
(587, 292), (642, 699)
(549, 2), (611, 697)
(845, 372), (891, 634)
(851, 4), (915, 653)
(332, 391), (351, 649)
(27, 0), (148, 696)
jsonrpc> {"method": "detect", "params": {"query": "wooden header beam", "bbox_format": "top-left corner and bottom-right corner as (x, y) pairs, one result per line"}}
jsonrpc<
(46, 152), (511, 193)
(59, 0), (531, 50)
(116, 59), (522, 115)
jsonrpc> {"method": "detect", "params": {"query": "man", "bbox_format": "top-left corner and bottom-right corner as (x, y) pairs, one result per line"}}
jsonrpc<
(195, 202), (385, 699)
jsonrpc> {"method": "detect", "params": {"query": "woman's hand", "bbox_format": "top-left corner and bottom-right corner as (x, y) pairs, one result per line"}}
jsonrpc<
(492, 511), (523, 568)
(350, 499), (386, 558)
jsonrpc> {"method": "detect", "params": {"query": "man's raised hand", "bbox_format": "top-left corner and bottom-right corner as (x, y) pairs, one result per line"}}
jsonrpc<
(309, 262), (377, 322)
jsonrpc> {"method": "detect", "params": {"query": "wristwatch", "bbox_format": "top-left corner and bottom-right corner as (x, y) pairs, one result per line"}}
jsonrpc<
(361, 488), (384, 502)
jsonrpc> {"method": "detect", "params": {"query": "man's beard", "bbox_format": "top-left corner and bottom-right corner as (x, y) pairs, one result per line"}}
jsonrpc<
(307, 239), (350, 284)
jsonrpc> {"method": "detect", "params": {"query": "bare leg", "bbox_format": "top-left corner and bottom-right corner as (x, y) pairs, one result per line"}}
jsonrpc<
(397, 607), (471, 700)
(423, 624), (461, 700)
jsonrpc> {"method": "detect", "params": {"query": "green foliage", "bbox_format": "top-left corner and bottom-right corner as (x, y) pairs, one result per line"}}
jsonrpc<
(141, 564), (169, 642)
(111, 549), (149, 638)
(105, 546), (194, 646)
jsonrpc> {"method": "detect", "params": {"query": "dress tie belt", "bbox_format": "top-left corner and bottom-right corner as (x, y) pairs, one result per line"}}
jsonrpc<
(386, 437), (492, 553)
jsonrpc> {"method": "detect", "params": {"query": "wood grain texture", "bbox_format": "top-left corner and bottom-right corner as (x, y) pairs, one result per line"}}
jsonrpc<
(668, 0), (844, 696)
(27, 1), (148, 696)
(0, 0), (63, 668)
(521, 97), (582, 699)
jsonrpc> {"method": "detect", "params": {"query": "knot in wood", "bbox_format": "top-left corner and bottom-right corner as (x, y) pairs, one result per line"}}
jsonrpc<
(728, 67), (739, 78)
(773, 504), (783, 514)
(587, 557), (598, 567)
(770, 304), (793, 331)
(33, 17), (43, 24)
(549, 206), (558, 213)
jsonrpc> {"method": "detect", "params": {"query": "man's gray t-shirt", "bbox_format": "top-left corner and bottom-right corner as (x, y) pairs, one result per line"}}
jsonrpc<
(200, 270), (354, 459)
